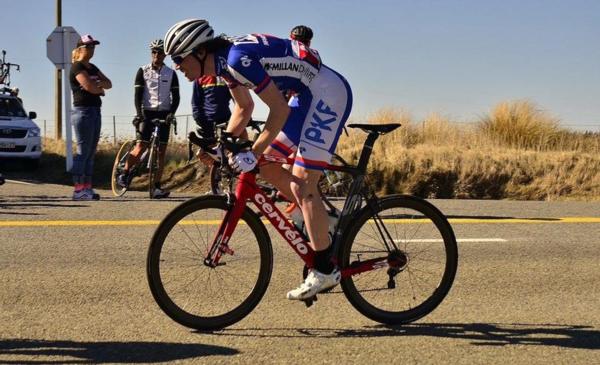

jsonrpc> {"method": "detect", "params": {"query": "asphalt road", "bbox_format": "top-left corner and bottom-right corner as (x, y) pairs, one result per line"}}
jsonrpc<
(1, 181), (599, 364)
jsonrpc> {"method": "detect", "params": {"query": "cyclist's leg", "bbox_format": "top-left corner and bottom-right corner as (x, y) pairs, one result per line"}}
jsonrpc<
(290, 166), (328, 251)
(124, 119), (151, 170)
(155, 111), (172, 186)
(294, 65), (352, 259)
(259, 100), (306, 202)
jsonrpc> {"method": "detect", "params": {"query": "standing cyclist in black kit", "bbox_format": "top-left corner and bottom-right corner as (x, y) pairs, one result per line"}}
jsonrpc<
(118, 39), (180, 199)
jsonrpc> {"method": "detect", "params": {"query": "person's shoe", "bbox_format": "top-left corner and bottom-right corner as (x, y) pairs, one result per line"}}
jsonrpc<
(286, 267), (341, 300)
(151, 187), (170, 199)
(117, 172), (132, 188)
(72, 189), (94, 201)
(85, 188), (101, 200)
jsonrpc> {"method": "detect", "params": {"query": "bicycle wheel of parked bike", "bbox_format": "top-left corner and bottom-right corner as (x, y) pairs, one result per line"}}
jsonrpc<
(209, 161), (228, 195)
(319, 154), (352, 198)
(339, 194), (458, 325)
(147, 138), (159, 198)
(111, 140), (134, 197)
(147, 195), (273, 330)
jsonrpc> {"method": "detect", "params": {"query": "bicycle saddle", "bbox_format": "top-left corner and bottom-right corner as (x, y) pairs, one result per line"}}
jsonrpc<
(347, 123), (401, 135)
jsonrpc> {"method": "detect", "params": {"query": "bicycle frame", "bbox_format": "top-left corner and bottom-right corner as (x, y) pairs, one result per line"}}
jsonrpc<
(204, 134), (399, 279)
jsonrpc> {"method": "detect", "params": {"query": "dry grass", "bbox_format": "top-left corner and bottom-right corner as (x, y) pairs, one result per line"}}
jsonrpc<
(336, 101), (599, 200)
(9, 101), (598, 200)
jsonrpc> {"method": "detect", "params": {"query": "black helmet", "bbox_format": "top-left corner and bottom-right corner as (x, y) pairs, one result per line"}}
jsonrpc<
(290, 25), (313, 45)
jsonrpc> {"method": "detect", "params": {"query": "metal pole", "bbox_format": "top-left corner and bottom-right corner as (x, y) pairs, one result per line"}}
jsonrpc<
(64, 58), (73, 171)
(113, 115), (116, 145)
(44, 120), (47, 138)
(54, 0), (62, 139)
(185, 115), (189, 136)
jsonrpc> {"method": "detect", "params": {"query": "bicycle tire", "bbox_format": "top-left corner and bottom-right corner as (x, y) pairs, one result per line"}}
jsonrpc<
(339, 195), (458, 325)
(147, 138), (159, 198)
(209, 161), (226, 195)
(319, 154), (351, 198)
(147, 195), (273, 330)
(111, 140), (135, 197)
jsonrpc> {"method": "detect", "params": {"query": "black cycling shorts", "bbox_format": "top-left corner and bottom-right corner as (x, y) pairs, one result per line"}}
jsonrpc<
(136, 110), (171, 144)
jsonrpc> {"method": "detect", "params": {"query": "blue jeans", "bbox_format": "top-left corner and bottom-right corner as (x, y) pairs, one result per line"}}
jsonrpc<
(70, 106), (102, 185)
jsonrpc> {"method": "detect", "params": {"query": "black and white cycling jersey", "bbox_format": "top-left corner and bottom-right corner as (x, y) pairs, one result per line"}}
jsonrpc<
(134, 64), (180, 113)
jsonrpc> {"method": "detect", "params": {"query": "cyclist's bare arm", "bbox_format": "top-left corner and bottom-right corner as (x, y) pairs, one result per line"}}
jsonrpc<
(253, 81), (290, 155)
(226, 86), (254, 137)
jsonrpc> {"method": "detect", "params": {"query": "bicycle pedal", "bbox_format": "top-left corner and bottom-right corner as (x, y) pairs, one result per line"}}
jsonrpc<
(302, 295), (318, 308)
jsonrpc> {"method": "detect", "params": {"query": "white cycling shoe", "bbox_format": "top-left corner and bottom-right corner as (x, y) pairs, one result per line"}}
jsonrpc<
(286, 267), (341, 300)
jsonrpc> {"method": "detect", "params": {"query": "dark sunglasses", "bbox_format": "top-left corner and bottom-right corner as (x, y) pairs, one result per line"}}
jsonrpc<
(151, 49), (165, 55)
(171, 55), (184, 65)
(79, 44), (95, 49)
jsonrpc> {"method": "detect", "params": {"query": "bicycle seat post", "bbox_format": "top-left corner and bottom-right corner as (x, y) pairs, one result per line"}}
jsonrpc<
(356, 132), (380, 174)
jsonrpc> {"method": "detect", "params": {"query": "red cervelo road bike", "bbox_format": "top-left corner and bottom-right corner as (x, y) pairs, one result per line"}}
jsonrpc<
(146, 123), (458, 330)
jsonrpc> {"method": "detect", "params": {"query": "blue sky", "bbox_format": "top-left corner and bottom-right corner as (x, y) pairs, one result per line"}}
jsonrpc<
(1, 0), (599, 135)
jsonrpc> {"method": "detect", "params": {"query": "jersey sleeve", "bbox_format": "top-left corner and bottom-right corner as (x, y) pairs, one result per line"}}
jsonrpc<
(226, 46), (271, 94)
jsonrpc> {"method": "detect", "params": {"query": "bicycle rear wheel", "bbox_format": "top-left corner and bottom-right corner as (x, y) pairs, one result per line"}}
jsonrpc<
(147, 138), (159, 198)
(339, 195), (458, 325)
(111, 140), (134, 197)
(147, 195), (273, 330)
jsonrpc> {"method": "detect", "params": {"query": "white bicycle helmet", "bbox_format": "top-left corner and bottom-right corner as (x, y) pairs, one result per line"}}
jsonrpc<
(149, 39), (164, 50)
(164, 19), (214, 59)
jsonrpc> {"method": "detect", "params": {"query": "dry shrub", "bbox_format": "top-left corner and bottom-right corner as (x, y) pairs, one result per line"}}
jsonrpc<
(479, 100), (561, 150)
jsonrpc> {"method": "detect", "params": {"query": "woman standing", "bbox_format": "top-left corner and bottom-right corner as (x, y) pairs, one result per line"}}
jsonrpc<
(69, 34), (112, 200)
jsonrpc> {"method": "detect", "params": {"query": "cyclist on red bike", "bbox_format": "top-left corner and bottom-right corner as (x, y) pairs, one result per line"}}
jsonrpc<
(164, 19), (352, 300)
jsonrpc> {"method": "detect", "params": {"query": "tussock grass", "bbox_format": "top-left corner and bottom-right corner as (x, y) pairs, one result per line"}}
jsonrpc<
(336, 100), (599, 200)
(7, 101), (598, 200)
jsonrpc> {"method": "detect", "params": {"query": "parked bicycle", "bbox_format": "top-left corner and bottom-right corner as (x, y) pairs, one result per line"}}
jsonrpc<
(147, 123), (458, 330)
(111, 117), (176, 198)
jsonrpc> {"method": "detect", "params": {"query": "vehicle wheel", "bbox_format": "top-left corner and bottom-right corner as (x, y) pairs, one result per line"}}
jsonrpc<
(339, 195), (458, 325)
(111, 141), (134, 197)
(147, 195), (273, 330)
(25, 158), (40, 170)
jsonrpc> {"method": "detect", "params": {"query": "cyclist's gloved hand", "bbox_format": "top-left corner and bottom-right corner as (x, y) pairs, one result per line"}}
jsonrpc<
(229, 150), (257, 173)
(166, 113), (176, 123)
(205, 144), (224, 162)
(132, 115), (143, 127)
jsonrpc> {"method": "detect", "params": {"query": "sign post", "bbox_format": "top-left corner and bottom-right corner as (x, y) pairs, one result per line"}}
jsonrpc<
(47, 26), (79, 172)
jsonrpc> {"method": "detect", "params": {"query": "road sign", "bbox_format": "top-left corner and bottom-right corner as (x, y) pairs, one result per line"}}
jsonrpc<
(46, 26), (79, 171)
(46, 26), (79, 68)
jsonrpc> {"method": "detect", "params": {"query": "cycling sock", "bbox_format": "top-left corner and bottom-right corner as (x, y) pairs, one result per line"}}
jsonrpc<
(314, 246), (334, 274)
(74, 183), (85, 192)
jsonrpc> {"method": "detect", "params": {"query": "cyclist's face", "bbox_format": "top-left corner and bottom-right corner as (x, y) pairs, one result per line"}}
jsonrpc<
(151, 49), (165, 67)
(174, 53), (202, 81)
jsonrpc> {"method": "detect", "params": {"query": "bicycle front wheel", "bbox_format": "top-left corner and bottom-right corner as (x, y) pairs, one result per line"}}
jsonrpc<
(147, 138), (159, 198)
(147, 195), (273, 330)
(111, 140), (134, 197)
(340, 195), (458, 325)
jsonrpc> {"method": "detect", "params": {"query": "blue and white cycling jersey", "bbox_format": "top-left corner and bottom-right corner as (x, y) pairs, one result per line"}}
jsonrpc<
(215, 34), (353, 171)
(215, 34), (321, 95)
